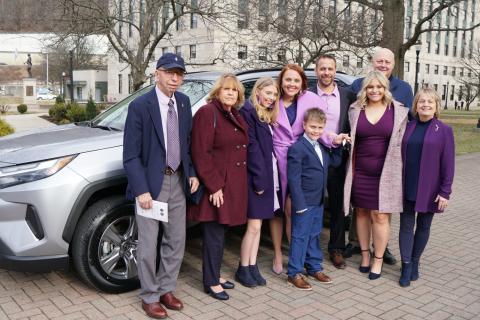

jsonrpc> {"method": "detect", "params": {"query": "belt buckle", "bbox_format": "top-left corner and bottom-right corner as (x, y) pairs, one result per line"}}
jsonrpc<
(164, 167), (175, 175)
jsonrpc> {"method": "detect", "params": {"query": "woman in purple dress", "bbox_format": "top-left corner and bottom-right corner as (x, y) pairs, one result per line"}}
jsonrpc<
(236, 77), (280, 287)
(344, 71), (408, 280)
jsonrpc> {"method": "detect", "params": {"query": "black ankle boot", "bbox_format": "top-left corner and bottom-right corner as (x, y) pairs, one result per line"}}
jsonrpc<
(399, 262), (412, 287)
(411, 259), (420, 281)
(249, 264), (267, 286)
(235, 264), (257, 287)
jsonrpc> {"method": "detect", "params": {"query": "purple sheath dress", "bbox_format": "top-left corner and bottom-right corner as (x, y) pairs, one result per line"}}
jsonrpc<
(352, 106), (394, 210)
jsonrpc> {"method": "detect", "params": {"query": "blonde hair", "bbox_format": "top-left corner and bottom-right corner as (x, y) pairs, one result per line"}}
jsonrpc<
(358, 70), (393, 108)
(207, 73), (245, 109)
(250, 77), (279, 124)
(412, 87), (441, 119)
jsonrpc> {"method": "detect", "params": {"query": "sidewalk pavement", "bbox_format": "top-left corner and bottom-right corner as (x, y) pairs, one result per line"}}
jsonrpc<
(0, 153), (479, 320)
(2, 113), (55, 133)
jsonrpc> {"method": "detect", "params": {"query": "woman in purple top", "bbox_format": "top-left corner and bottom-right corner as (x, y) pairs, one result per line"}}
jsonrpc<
(270, 64), (346, 274)
(344, 71), (408, 280)
(399, 88), (455, 287)
(236, 77), (280, 287)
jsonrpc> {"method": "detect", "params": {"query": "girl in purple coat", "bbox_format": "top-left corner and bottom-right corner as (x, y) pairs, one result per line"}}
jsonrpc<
(399, 88), (455, 287)
(236, 77), (280, 287)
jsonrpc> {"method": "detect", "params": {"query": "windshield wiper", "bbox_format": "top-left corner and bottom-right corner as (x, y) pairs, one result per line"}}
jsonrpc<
(90, 123), (121, 131)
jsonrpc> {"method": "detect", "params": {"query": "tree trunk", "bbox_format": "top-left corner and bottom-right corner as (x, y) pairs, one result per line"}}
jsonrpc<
(380, 0), (406, 79)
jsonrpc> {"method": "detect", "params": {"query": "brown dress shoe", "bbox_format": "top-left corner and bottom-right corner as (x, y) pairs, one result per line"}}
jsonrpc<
(142, 301), (167, 319)
(309, 271), (332, 284)
(160, 292), (184, 311)
(330, 251), (347, 269)
(287, 274), (312, 291)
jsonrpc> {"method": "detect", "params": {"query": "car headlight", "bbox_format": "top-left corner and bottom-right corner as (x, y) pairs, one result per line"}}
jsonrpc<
(0, 155), (77, 189)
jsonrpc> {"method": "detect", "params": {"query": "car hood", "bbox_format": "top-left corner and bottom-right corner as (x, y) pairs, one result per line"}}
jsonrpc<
(0, 124), (123, 166)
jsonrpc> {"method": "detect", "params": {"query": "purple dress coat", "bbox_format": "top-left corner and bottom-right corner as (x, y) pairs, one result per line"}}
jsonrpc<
(239, 101), (277, 219)
(401, 118), (455, 213)
(352, 106), (394, 210)
(272, 91), (333, 206)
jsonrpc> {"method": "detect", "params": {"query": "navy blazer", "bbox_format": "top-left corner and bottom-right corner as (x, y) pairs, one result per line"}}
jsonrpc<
(123, 88), (196, 201)
(239, 100), (276, 218)
(287, 136), (342, 213)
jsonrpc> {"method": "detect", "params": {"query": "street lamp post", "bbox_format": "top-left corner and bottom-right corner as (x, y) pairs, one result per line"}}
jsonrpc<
(62, 72), (66, 100)
(69, 50), (74, 103)
(414, 41), (422, 95)
(444, 81), (449, 110)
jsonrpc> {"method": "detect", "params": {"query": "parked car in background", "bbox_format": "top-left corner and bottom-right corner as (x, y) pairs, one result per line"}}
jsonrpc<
(36, 89), (56, 100)
(0, 69), (356, 293)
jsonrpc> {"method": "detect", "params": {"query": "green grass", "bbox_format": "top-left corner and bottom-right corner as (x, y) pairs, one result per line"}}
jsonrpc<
(439, 109), (480, 155)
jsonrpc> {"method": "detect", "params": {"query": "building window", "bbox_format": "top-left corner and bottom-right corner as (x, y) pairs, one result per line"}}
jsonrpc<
(162, 47), (169, 55)
(444, 44), (449, 55)
(128, 74), (133, 94)
(357, 57), (363, 68)
(405, 62), (410, 73)
(190, 45), (196, 59)
(453, 45), (457, 57)
(277, 48), (286, 62)
(140, 0), (145, 29)
(118, 0), (123, 38)
(342, 55), (349, 67)
(426, 41), (431, 53)
(450, 85), (455, 100)
(435, 43), (440, 54)
(425, 64), (430, 74)
(443, 66), (448, 75)
(460, 67), (464, 77)
(128, 0), (134, 37)
(434, 83), (438, 91)
(434, 65), (439, 75)
(451, 67), (456, 76)
(77, 87), (82, 100)
(191, 0), (198, 28)
(175, 46), (182, 57)
(258, 47), (267, 61)
(258, 0), (269, 31)
(118, 74), (123, 94)
(238, 0), (249, 29)
(238, 45), (247, 59)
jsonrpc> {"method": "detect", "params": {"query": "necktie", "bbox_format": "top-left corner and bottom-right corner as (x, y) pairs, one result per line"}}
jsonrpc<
(167, 99), (180, 170)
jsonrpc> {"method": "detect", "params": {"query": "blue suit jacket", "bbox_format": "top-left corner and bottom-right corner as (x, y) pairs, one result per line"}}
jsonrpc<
(287, 136), (342, 213)
(123, 88), (196, 201)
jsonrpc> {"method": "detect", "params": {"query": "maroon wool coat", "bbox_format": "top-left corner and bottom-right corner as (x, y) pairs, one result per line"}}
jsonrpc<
(187, 99), (249, 226)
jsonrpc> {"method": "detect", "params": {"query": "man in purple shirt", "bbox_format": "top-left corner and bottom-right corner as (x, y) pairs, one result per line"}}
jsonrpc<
(309, 55), (356, 269)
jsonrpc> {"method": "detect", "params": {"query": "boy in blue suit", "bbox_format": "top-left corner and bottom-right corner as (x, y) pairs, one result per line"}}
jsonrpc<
(286, 108), (342, 290)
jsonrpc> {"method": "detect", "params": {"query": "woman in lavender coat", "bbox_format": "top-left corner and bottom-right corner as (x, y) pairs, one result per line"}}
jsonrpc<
(399, 88), (455, 287)
(270, 64), (347, 274)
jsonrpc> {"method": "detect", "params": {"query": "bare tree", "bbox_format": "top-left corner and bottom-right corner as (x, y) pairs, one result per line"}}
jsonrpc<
(54, 0), (229, 90)
(456, 43), (480, 110)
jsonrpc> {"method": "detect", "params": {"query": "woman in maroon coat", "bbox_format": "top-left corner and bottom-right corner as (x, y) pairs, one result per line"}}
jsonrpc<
(188, 73), (248, 301)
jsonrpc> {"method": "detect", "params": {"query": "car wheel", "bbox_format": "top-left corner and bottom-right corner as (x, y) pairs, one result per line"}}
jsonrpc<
(72, 195), (139, 293)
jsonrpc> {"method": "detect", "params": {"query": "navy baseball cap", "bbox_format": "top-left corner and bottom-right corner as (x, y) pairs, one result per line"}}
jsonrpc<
(156, 53), (186, 71)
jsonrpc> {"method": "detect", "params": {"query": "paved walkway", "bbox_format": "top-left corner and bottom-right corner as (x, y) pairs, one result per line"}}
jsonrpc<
(0, 153), (479, 320)
(2, 113), (55, 133)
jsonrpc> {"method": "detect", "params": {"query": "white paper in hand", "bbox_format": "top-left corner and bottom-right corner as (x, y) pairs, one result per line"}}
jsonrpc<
(135, 199), (168, 222)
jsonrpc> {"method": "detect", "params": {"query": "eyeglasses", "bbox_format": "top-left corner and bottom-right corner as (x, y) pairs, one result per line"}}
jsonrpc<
(157, 68), (185, 77)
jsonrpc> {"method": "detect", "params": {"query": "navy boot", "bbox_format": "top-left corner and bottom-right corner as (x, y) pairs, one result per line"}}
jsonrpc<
(411, 259), (420, 281)
(235, 264), (257, 287)
(249, 264), (267, 286)
(399, 262), (412, 287)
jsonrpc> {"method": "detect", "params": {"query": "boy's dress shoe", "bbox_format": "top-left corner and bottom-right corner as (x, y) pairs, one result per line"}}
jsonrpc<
(160, 292), (183, 311)
(142, 301), (167, 319)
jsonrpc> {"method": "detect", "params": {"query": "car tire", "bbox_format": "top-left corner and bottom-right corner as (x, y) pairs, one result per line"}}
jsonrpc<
(72, 195), (139, 293)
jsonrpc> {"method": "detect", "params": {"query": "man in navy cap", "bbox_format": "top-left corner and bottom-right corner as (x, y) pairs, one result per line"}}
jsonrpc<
(123, 53), (199, 319)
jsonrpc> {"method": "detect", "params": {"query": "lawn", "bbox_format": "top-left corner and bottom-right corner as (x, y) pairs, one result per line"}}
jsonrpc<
(440, 108), (480, 155)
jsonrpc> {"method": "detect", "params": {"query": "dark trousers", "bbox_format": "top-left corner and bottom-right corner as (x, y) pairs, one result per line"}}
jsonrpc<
(287, 205), (324, 277)
(327, 165), (347, 252)
(399, 201), (434, 263)
(202, 221), (228, 287)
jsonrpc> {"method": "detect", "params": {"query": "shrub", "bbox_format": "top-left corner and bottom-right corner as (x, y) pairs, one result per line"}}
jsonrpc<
(17, 104), (28, 114)
(0, 104), (9, 114)
(58, 119), (71, 125)
(85, 97), (98, 120)
(0, 118), (14, 136)
(66, 103), (86, 122)
(49, 103), (68, 122)
(55, 95), (65, 104)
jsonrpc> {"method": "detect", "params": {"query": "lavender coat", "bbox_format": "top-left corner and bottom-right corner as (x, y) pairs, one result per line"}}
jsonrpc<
(239, 101), (276, 219)
(272, 91), (333, 205)
(402, 118), (455, 213)
(343, 100), (409, 214)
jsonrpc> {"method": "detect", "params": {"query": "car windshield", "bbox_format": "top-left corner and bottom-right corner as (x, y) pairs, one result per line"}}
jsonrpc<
(91, 79), (214, 131)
